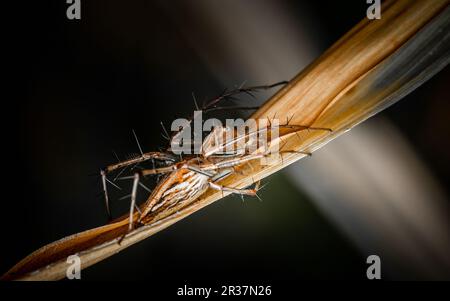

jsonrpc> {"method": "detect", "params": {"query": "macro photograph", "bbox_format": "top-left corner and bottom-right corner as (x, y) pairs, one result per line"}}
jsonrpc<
(2, 0), (449, 290)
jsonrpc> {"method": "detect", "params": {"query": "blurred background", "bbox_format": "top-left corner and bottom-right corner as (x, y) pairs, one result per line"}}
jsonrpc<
(4, 0), (449, 280)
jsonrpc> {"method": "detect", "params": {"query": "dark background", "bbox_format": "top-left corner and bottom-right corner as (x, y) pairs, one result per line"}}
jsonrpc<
(3, 1), (449, 280)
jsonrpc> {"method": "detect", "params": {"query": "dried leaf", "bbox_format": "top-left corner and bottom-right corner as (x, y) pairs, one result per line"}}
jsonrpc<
(3, 0), (449, 281)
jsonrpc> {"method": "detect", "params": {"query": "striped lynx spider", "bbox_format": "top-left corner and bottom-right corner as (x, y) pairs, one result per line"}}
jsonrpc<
(100, 82), (331, 232)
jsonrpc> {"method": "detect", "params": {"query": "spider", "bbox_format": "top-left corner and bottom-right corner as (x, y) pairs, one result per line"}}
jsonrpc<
(100, 82), (331, 232)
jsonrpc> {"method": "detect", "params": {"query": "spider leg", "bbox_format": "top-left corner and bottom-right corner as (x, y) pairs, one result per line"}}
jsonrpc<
(100, 169), (111, 220)
(116, 172), (140, 245)
(104, 151), (176, 174)
(140, 164), (179, 176)
(167, 81), (289, 148)
(205, 149), (310, 171)
(202, 81), (288, 110)
(209, 180), (261, 197)
(128, 172), (140, 231)
(208, 124), (331, 157)
(211, 153), (265, 169)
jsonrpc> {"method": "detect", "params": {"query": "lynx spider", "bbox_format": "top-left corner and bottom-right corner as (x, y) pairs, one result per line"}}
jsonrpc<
(100, 82), (331, 232)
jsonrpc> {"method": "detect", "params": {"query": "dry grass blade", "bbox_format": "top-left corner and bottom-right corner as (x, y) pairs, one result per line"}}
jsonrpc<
(3, 0), (449, 281)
